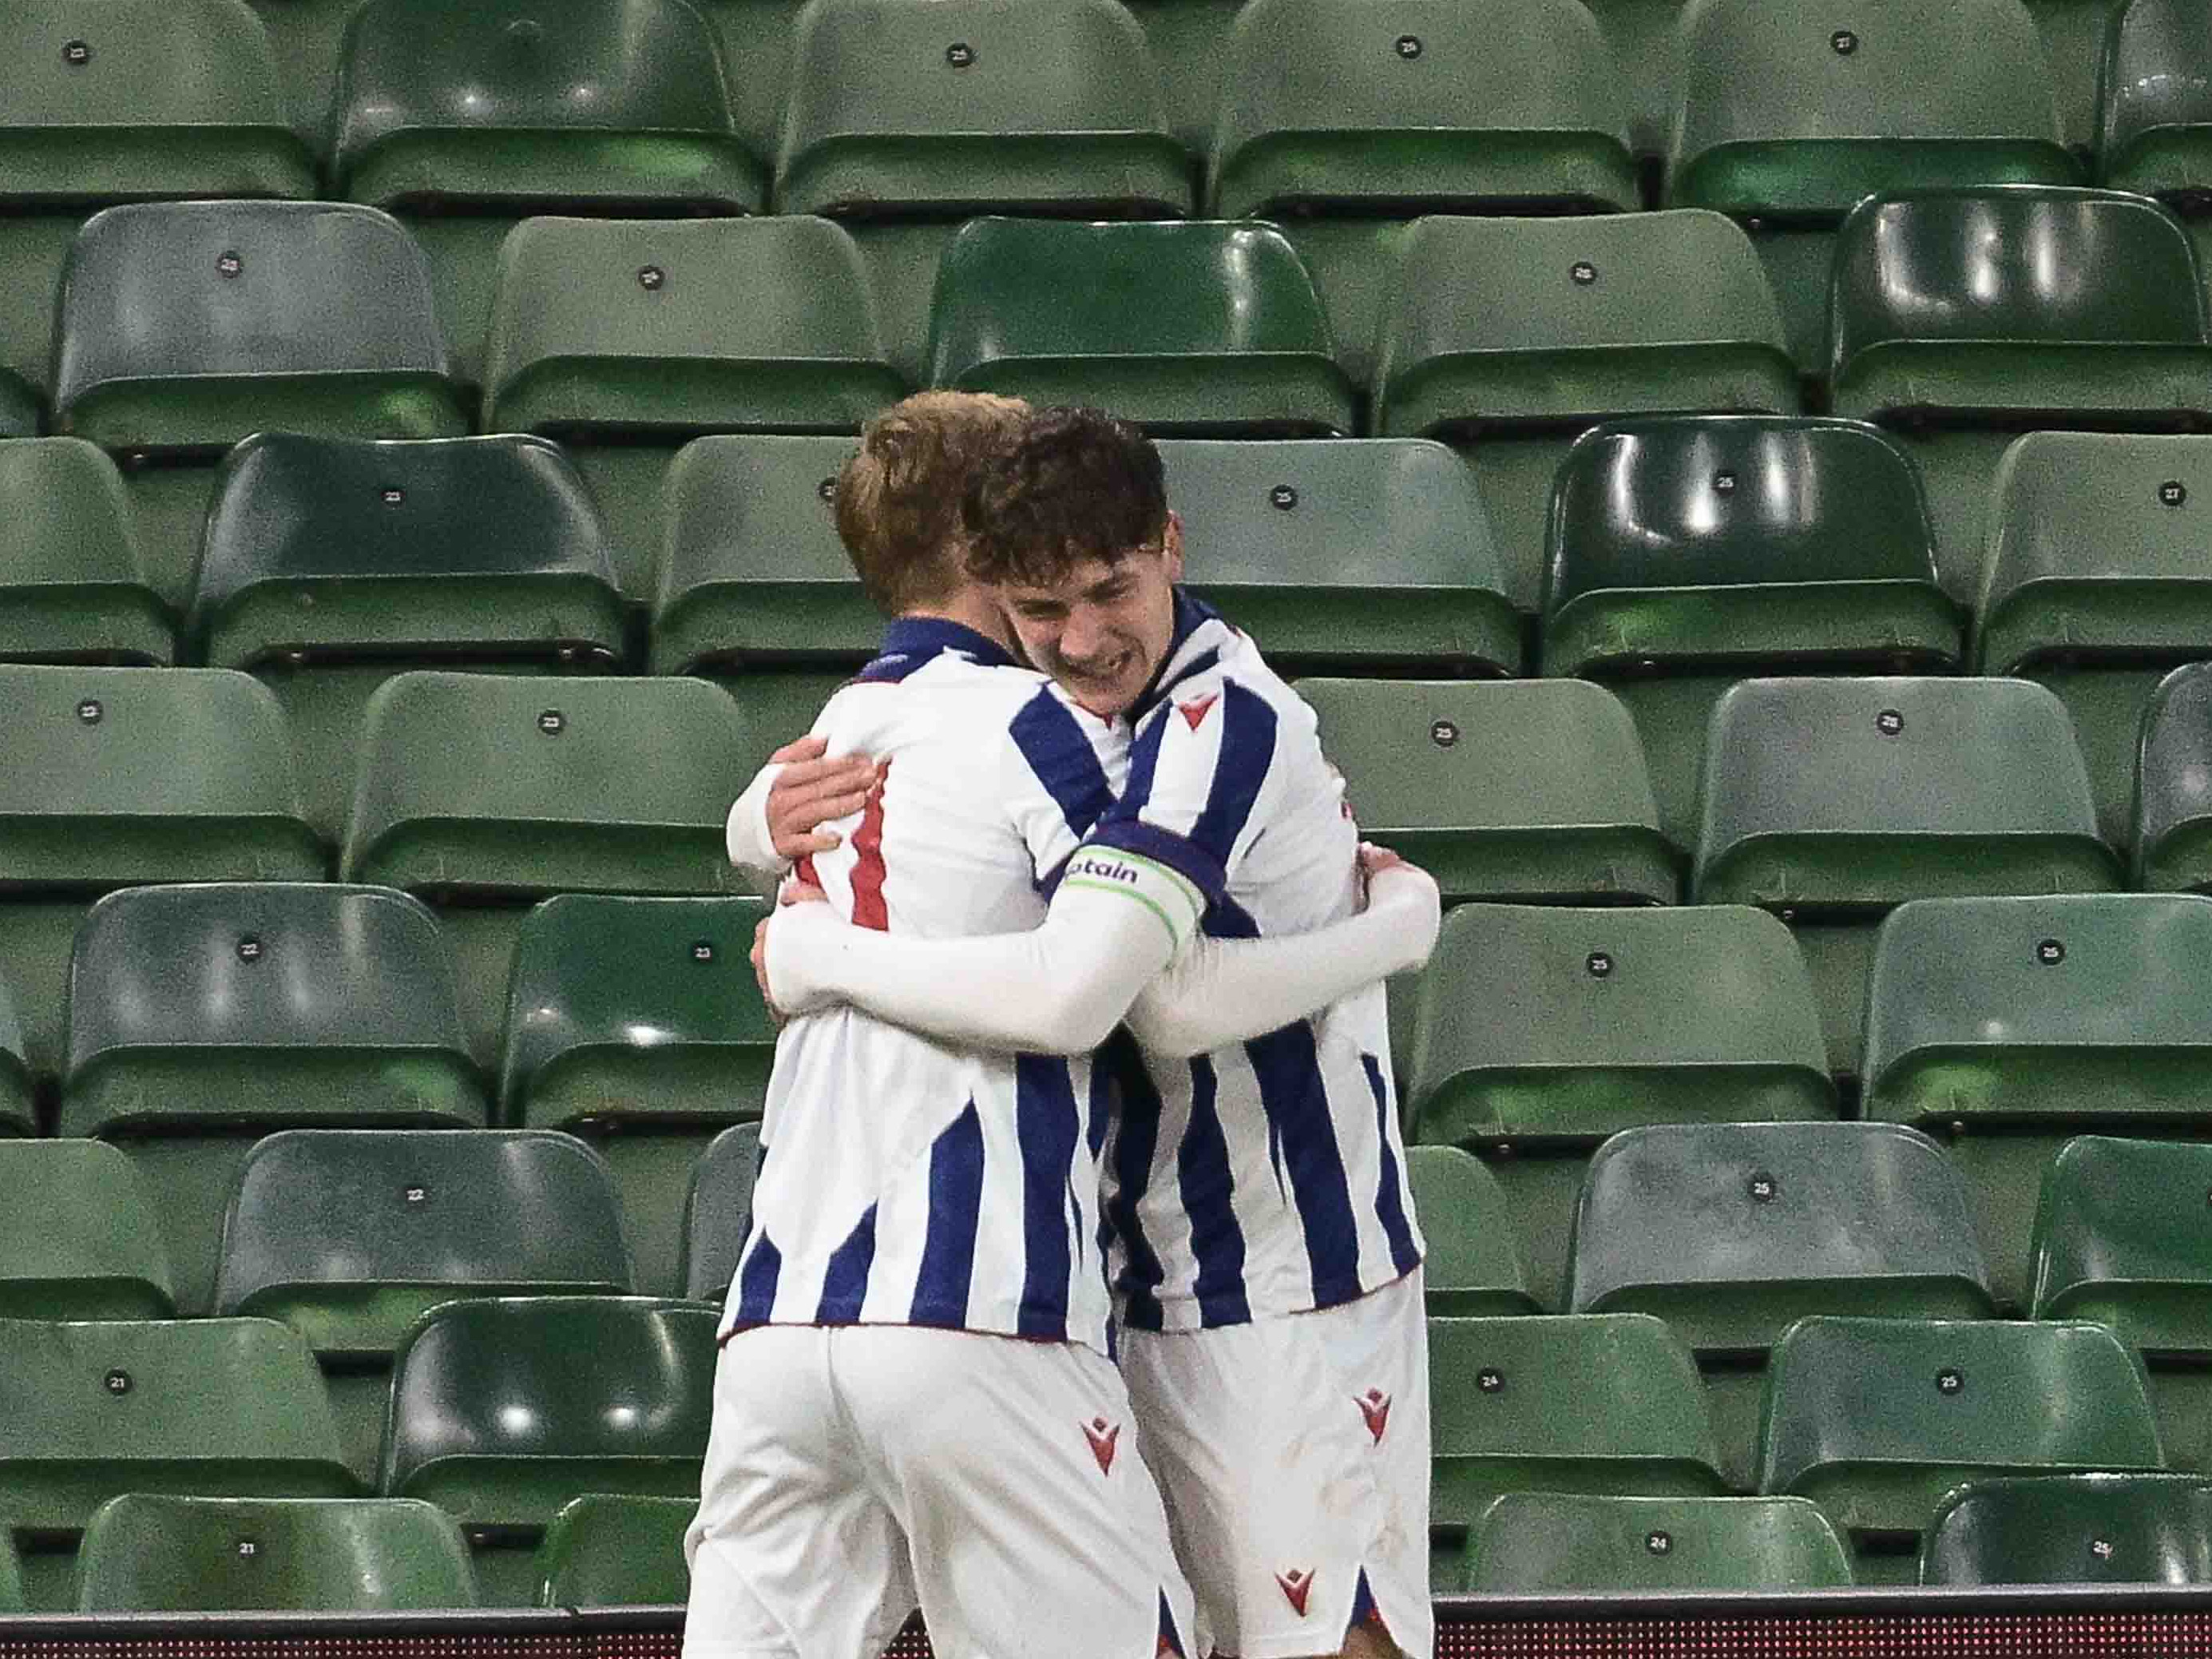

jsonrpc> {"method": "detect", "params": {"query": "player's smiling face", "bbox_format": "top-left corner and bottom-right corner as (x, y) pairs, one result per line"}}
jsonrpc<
(997, 516), (1183, 720)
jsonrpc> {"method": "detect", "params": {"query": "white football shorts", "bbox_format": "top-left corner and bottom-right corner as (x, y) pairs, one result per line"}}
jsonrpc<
(1118, 1269), (1431, 1659)
(684, 1323), (1195, 1659)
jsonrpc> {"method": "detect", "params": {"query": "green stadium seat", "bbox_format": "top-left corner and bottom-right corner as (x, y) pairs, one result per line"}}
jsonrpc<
(0, 1141), (172, 1320)
(342, 672), (751, 1066)
(1828, 187), (2212, 604)
(1299, 679), (1675, 907)
(1921, 1471), (2212, 1585)
(650, 435), (879, 678)
(692, 0), (809, 165)
(1119, 0), (1243, 160)
(926, 217), (1354, 438)
(533, 1493), (693, 1606)
(76, 1494), (479, 1610)
(0, 1316), (359, 1608)
(1864, 897), (2212, 1309)
(1208, 0), (1635, 387)
(2135, 661), (2212, 890)
(213, 1128), (631, 1482)
(380, 1296), (716, 1604)
(1545, 415), (1960, 848)
(52, 200), (466, 609)
(1665, 0), (2077, 371)
(2100, 0), (2212, 226)
(1163, 439), (1519, 675)
(1694, 677), (2118, 1080)
(0, 971), (29, 1136)
(779, 0), (1189, 385)
(1373, 212), (1798, 609)
(0, 0), (314, 435)
(0, 666), (323, 1088)
(2032, 0), (2129, 152)
(331, 0), (761, 385)
(681, 1122), (762, 1305)
(501, 895), (776, 1297)
(482, 215), (904, 596)
(1977, 433), (2212, 847)
(1401, 1146), (1541, 1320)
(60, 883), (484, 1319)
(1404, 903), (1833, 1312)
(1569, 1121), (1996, 1488)
(1429, 1313), (1726, 1587)
(2031, 1135), (2212, 1466)
(0, 439), (170, 666)
(1756, 1316), (2165, 1582)
(195, 433), (628, 839)
(1466, 1493), (1853, 1592)
(0, 1531), (20, 1612)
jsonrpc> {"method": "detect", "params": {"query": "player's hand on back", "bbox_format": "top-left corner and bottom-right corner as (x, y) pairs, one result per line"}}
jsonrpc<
(1357, 842), (1442, 974)
(763, 735), (880, 859)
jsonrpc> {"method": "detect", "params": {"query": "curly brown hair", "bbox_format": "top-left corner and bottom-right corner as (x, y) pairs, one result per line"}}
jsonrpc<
(961, 407), (1167, 589)
(834, 391), (1029, 615)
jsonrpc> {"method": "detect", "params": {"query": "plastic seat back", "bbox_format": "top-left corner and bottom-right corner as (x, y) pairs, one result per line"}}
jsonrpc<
(0, 1534), (20, 1611)
(779, 0), (1186, 217)
(214, 1129), (633, 1357)
(1299, 678), (1675, 904)
(1545, 416), (1956, 676)
(0, 974), (27, 1135)
(0, 1141), (173, 1319)
(332, 0), (759, 212)
(1694, 677), (2116, 908)
(1468, 1493), (1853, 1591)
(381, 1296), (717, 1525)
(1430, 1314), (1726, 1554)
(1569, 1122), (1994, 1351)
(1828, 188), (2212, 421)
(0, 1316), (359, 1532)
(343, 673), (750, 897)
(61, 883), (482, 1138)
(1401, 1146), (1540, 1317)
(77, 1493), (479, 1610)
(1373, 212), (1797, 440)
(1668, 0), (2074, 217)
(482, 216), (905, 438)
(2032, 1135), (2212, 1350)
(1163, 439), (1518, 674)
(533, 1493), (692, 1605)
(1407, 904), (1832, 1149)
(1863, 895), (2212, 1128)
(503, 895), (776, 1129)
(926, 217), (1354, 437)
(1756, 1316), (2166, 1547)
(1921, 1473), (2212, 1585)
(2101, 0), (2212, 200)
(680, 1122), (762, 1304)
(1210, 0), (1635, 218)
(196, 435), (624, 670)
(651, 435), (880, 676)
(0, 439), (169, 666)
(2135, 661), (2212, 888)
(54, 200), (464, 453)
(0, 666), (321, 890)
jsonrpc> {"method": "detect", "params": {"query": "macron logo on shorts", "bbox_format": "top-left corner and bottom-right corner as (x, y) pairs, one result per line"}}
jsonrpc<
(1358, 1388), (1392, 1446)
(1275, 1568), (1313, 1617)
(1084, 1415), (1120, 1476)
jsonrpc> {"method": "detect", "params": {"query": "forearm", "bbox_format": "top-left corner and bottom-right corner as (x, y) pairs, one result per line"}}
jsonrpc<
(1126, 866), (1442, 1058)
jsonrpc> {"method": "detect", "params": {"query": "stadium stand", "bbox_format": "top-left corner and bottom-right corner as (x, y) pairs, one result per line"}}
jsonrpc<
(1566, 1121), (1996, 1490)
(2099, 0), (2212, 264)
(1861, 894), (2212, 1310)
(2135, 660), (2212, 891)
(1693, 676), (2118, 1082)
(679, 1123), (763, 1306)
(1466, 1493), (1853, 1592)
(0, 439), (170, 667)
(1370, 211), (1798, 611)
(212, 1128), (634, 1482)
(499, 894), (775, 1296)
(1920, 1473), (2212, 1586)
(57, 883), (484, 1320)
(379, 1296), (716, 1604)
(533, 1494), (696, 1607)
(74, 1494), (479, 1610)
(1400, 1146), (1542, 1320)
(0, 973), (30, 1137)
(1405, 903), (1834, 1312)
(1544, 415), (1960, 850)
(0, 1140), (172, 1319)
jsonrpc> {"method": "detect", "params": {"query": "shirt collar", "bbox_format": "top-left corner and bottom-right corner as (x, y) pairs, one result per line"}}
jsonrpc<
(874, 615), (1020, 671)
(1131, 589), (1227, 719)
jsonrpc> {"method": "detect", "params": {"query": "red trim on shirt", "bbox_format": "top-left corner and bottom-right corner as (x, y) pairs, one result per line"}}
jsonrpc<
(850, 760), (891, 931)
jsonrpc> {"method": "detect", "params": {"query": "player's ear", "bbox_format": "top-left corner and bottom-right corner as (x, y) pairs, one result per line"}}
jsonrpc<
(1162, 511), (1184, 581)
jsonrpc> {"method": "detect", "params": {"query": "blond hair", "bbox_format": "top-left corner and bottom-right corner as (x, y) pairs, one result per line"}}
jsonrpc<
(834, 391), (1029, 615)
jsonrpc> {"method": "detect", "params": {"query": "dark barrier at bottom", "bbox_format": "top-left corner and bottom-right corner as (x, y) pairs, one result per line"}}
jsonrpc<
(13, 1591), (2212, 1658)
